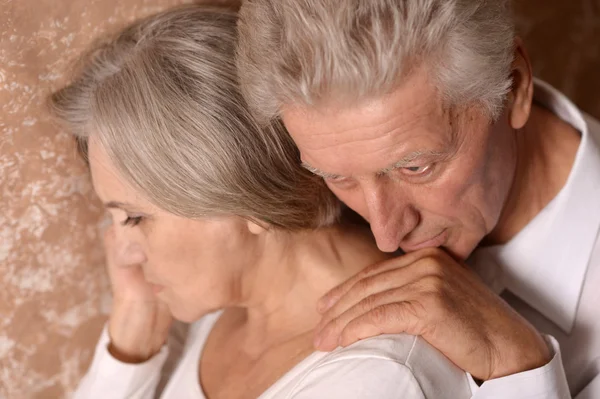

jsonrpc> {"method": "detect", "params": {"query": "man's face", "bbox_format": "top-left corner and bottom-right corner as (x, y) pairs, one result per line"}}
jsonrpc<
(282, 69), (518, 259)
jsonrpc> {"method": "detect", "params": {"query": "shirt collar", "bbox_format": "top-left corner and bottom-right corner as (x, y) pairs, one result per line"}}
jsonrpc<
(471, 79), (600, 333)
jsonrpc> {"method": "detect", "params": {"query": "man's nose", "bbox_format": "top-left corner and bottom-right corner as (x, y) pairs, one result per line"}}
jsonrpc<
(362, 179), (419, 252)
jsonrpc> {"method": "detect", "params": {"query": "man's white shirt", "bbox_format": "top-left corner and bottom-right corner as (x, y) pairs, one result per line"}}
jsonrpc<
(469, 79), (600, 399)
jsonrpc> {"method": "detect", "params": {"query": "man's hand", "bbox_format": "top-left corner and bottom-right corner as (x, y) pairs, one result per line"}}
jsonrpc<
(314, 247), (550, 381)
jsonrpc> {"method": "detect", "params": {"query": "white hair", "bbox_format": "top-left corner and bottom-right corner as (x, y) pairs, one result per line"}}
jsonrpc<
(50, 4), (340, 230)
(237, 0), (516, 121)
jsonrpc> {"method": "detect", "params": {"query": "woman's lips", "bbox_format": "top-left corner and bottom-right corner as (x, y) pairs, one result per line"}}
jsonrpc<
(149, 283), (164, 294)
(401, 229), (448, 252)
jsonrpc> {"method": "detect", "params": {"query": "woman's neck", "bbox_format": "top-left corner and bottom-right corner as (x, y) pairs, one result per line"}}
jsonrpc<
(229, 223), (391, 355)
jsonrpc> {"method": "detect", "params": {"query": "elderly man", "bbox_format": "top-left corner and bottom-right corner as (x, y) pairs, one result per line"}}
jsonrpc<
(237, 1), (600, 398)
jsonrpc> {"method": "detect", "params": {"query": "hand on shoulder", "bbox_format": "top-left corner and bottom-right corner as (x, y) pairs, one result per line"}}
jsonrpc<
(314, 248), (550, 381)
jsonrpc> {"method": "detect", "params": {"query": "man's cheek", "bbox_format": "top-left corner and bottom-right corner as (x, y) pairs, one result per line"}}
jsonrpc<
(331, 189), (370, 220)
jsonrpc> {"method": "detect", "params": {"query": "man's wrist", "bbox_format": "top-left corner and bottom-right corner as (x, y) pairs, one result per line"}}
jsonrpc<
(489, 331), (551, 380)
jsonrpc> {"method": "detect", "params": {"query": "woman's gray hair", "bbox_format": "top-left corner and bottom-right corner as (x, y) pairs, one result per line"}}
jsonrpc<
(50, 4), (340, 230)
(237, 0), (515, 122)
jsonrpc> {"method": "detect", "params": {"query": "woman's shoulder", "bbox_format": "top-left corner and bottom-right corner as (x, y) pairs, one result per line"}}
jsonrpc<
(319, 333), (420, 364)
(271, 334), (472, 399)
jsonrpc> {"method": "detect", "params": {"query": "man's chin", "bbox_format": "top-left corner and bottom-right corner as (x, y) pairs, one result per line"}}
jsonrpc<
(443, 237), (481, 261)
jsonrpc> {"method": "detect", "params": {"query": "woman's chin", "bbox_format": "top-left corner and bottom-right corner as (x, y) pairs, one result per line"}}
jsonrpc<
(168, 304), (214, 324)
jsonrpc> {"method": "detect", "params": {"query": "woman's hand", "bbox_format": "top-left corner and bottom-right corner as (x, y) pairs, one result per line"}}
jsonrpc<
(104, 225), (173, 363)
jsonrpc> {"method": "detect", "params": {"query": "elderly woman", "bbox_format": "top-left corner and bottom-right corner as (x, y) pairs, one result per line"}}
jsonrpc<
(51, 4), (472, 398)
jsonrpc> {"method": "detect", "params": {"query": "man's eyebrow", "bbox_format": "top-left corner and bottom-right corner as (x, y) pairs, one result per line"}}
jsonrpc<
(301, 150), (445, 179)
(301, 161), (343, 179)
(380, 150), (445, 173)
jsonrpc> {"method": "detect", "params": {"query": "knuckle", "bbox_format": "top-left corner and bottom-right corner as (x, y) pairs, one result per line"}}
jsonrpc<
(420, 288), (448, 313)
(357, 293), (378, 313)
(419, 257), (445, 276)
(326, 316), (344, 335)
(330, 317), (343, 331)
(421, 274), (446, 292)
(360, 262), (380, 276)
(420, 246), (441, 258)
(357, 261), (384, 279)
(370, 305), (390, 326)
(353, 277), (373, 297)
(378, 287), (407, 308)
(339, 324), (355, 343)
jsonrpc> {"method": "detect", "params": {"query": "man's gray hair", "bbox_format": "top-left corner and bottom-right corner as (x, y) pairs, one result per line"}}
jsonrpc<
(50, 4), (340, 230)
(237, 0), (515, 121)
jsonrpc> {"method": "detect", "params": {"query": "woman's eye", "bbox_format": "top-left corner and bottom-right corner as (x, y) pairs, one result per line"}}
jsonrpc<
(121, 216), (143, 227)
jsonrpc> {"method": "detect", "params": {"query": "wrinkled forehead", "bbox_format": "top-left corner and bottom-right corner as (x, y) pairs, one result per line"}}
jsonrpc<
(283, 67), (448, 139)
(281, 72), (453, 175)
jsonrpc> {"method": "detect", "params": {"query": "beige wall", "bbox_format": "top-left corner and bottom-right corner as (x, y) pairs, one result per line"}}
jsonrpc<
(1, 1), (598, 398)
(0, 1), (188, 398)
(515, 0), (600, 118)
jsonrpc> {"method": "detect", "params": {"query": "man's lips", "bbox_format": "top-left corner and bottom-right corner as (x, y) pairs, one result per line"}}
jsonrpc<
(401, 229), (448, 252)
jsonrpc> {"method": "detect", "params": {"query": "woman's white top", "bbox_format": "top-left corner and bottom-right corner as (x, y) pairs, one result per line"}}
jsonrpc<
(73, 311), (472, 399)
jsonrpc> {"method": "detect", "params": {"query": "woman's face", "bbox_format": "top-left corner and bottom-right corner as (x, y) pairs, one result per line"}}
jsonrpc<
(87, 137), (262, 322)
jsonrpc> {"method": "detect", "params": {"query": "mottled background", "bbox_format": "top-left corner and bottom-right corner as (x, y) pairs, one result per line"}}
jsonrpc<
(1, 0), (599, 398)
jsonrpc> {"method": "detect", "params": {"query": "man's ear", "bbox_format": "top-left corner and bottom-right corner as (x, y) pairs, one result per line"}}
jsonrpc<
(507, 37), (534, 130)
(247, 219), (268, 235)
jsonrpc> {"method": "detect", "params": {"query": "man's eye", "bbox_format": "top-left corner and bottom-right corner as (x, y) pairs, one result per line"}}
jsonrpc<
(401, 164), (432, 175)
(325, 175), (355, 188)
(121, 216), (143, 227)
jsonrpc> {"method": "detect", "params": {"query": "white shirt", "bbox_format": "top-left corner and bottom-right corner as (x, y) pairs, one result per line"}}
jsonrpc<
(74, 311), (472, 398)
(468, 79), (600, 399)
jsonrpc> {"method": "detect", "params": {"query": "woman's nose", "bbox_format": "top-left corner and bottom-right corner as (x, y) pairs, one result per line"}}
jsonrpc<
(118, 242), (147, 267)
(104, 224), (147, 267)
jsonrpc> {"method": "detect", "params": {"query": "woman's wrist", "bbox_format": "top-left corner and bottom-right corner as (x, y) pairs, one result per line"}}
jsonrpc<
(107, 300), (170, 363)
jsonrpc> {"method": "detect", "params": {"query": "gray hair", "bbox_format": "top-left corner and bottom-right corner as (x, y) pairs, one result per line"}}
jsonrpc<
(237, 0), (515, 122)
(50, 4), (340, 230)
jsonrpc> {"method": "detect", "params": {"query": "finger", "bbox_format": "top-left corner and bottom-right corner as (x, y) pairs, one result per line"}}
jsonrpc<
(315, 283), (423, 351)
(338, 302), (417, 348)
(317, 250), (432, 313)
(316, 261), (429, 333)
